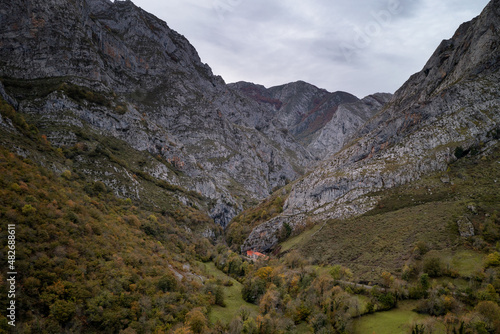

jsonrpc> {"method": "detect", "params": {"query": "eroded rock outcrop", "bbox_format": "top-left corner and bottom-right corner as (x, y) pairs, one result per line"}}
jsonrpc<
(242, 0), (500, 251)
(229, 81), (391, 159)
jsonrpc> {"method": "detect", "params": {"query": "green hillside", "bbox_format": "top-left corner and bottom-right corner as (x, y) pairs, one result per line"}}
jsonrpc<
(0, 144), (224, 333)
(289, 142), (500, 282)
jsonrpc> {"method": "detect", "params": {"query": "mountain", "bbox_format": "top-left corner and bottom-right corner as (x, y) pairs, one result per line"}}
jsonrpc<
(0, 0), (316, 228)
(229, 81), (392, 159)
(1, 0), (500, 332)
(241, 0), (500, 253)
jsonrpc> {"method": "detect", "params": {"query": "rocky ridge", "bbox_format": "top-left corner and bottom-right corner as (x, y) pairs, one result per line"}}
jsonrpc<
(229, 81), (391, 159)
(0, 0), (321, 227)
(241, 0), (500, 252)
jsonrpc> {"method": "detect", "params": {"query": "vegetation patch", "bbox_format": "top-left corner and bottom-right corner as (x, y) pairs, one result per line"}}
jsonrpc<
(201, 262), (258, 325)
(0, 146), (219, 333)
(226, 186), (290, 251)
(353, 301), (440, 334)
(279, 222), (321, 252)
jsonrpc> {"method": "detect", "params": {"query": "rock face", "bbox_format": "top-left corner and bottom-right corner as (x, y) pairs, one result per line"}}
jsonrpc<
(0, 0), (315, 226)
(229, 81), (391, 159)
(242, 0), (500, 251)
(307, 93), (392, 158)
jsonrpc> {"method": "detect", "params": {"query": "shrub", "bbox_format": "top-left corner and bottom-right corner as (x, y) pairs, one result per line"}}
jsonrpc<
(50, 300), (76, 323)
(414, 241), (429, 259)
(475, 301), (500, 331)
(61, 170), (72, 180)
(402, 264), (420, 281)
(423, 257), (443, 277)
(204, 281), (225, 307)
(259, 288), (280, 314)
(10, 183), (21, 192)
(411, 323), (426, 334)
(158, 273), (177, 292)
(377, 292), (397, 310)
(485, 252), (500, 268)
(22, 204), (36, 215)
(420, 274), (430, 290)
(365, 301), (375, 314)
(454, 146), (469, 159)
(255, 267), (273, 280)
(242, 278), (266, 304)
(185, 308), (208, 334)
(93, 181), (107, 194)
(408, 285), (427, 300)
(278, 222), (292, 241)
(294, 303), (311, 323)
(330, 265), (353, 281)
(66, 211), (80, 223)
(242, 317), (258, 334)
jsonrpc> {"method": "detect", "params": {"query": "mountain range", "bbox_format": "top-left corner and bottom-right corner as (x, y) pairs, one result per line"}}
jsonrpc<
(0, 0), (499, 332)
(0, 0), (400, 230)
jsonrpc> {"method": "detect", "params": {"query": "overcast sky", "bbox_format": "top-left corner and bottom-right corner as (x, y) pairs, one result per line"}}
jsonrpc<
(131, 0), (489, 98)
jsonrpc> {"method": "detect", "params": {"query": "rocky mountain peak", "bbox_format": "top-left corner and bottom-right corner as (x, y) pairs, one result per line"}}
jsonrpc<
(391, 0), (499, 112)
(229, 80), (387, 159)
(241, 0), (500, 252)
(0, 0), (315, 227)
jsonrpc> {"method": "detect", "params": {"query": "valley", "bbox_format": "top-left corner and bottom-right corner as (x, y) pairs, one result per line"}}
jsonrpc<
(0, 0), (499, 333)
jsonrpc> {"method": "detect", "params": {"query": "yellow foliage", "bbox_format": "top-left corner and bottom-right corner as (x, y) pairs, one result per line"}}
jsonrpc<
(255, 266), (273, 280)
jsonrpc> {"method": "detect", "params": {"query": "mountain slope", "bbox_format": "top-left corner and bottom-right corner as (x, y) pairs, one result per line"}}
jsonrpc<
(0, 144), (223, 333)
(293, 141), (500, 280)
(0, 0), (313, 227)
(241, 0), (500, 252)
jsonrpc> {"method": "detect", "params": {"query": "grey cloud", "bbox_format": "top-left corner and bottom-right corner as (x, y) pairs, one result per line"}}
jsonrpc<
(132, 0), (490, 97)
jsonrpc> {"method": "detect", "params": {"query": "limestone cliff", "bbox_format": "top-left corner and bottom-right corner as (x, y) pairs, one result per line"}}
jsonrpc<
(242, 0), (500, 252)
(0, 0), (314, 227)
(229, 81), (391, 159)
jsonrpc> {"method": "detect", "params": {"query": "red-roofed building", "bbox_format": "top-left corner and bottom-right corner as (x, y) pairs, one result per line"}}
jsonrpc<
(246, 250), (268, 260)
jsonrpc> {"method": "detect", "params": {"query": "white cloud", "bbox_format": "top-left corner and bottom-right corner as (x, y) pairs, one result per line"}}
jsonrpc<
(131, 0), (490, 97)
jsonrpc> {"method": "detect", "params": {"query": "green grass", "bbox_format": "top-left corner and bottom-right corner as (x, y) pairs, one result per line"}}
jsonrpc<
(450, 250), (485, 277)
(352, 301), (443, 334)
(293, 322), (312, 333)
(298, 201), (462, 281)
(424, 249), (485, 278)
(280, 223), (322, 252)
(199, 262), (258, 324)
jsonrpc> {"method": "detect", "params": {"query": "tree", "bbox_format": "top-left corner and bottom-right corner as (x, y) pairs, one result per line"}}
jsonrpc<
(185, 308), (208, 334)
(423, 257), (443, 277)
(475, 301), (500, 333)
(259, 287), (280, 314)
(411, 323), (426, 334)
(242, 278), (266, 304)
(330, 265), (353, 281)
(242, 317), (258, 334)
(377, 292), (396, 310)
(485, 252), (500, 268)
(255, 267), (273, 280)
(420, 274), (430, 290)
(381, 271), (394, 289)
(278, 222), (292, 241)
(173, 327), (193, 334)
(158, 273), (177, 292)
(50, 300), (76, 323)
